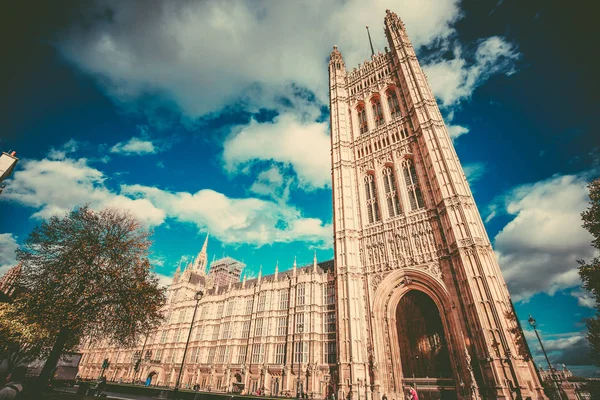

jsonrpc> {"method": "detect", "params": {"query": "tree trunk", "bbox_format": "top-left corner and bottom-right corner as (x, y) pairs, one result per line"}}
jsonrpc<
(37, 326), (70, 389)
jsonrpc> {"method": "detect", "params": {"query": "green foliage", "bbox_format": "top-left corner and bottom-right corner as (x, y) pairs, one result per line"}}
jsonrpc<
(0, 302), (53, 371)
(578, 178), (600, 367)
(504, 305), (531, 361)
(15, 205), (166, 384)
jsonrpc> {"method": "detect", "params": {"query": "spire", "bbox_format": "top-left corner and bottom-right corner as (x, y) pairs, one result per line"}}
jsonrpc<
(173, 260), (182, 283)
(193, 232), (209, 273)
(258, 265), (262, 284)
(274, 261), (279, 281)
(313, 250), (318, 273)
(242, 273), (247, 288)
(293, 256), (297, 277)
(366, 26), (375, 57)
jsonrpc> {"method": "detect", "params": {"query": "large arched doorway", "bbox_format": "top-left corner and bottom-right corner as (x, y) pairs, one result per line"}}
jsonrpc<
(146, 371), (158, 386)
(396, 290), (452, 379)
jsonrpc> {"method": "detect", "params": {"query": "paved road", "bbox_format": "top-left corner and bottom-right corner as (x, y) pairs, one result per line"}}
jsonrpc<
(59, 386), (164, 400)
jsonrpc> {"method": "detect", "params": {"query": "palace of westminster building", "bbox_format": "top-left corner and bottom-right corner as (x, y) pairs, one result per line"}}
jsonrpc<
(78, 10), (546, 400)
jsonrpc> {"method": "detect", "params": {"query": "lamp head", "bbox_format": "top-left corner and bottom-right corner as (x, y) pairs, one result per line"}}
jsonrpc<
(528, 315), (537, 328)
(195, 290), (204, 301)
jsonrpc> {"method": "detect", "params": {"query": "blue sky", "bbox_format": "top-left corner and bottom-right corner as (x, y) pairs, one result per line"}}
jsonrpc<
(1, 0), (599, 376)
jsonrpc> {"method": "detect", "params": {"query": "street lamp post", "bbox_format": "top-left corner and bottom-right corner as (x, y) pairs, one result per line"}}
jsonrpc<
(528, 315), (561, 395)
(173, 290), (204, 399)
(297, 324), (304, 399)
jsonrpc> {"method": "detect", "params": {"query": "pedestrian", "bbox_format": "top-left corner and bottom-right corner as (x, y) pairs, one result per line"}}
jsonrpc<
(96, 376), (107, 397)
(0, 366), (27, 400)
(382, 394), (388, 400)
(407, 386), (418, 400)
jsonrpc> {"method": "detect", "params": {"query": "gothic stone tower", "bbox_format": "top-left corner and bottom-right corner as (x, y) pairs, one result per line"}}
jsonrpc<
(329, 10), (545, 400)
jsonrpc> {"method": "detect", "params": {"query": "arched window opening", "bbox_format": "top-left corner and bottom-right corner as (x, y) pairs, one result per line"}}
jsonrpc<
(383, 166), (402, 217)
(403, 159), (425, 211)
(357, 105), (368, 134)
(371, 97), (385, 127)
(387, 89), (401, 119)
(364, 174), (380, 223)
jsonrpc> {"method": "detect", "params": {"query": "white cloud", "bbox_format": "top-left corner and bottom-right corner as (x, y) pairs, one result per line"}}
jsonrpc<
(48, 139), (79, 160)
(223, 114), (331, 189)
(110, 137), (157, 155)
(57, 0), (463, 118)
(491, 174), (596, 301)
(122, 184), (333, 248)
(463, 162), (486, 184)
(447, 124), (469, 140)
(0, 233), (19, 276)
(423, 36), (520, 108)
(1, 154), (332, 248)
(249, 165), (291, 202)
(1, 157), (166, 226)
(571, 288), (596, 308)
(154, 272), (172, 289)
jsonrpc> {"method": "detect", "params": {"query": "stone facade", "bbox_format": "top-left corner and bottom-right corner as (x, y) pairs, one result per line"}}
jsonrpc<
(328, 9), (545, 400)
(79, 9), (545, 400)
(78, 251), (338, 398)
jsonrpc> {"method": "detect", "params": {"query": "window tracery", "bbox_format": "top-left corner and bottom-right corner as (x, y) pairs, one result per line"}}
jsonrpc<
(364, 173), (380, 223)
(357, 105), (368, 134)
(371, 96), (385, 127)
(386, 88), (401, 119)
(383, 166), (402, 217)
(403, 159), (425, 211)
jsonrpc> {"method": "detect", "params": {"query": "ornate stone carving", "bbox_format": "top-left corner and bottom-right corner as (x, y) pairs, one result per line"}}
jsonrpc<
(400, 276), (412, 286)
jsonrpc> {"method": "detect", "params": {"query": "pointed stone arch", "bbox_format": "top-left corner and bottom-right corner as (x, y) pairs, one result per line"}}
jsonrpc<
(371, 268), (473, 397)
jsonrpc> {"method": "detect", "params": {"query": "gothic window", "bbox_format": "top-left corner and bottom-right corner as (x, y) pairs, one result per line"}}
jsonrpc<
(279, 290), (289, 309)
(387, 88), (401, 119)
(195, 325), (204, 341)
(277, 316), (288, 336)
(252, 344), (265, 363)
(254, 318), (264, 336)
(245, 297), (254, 314)
(155, 349), (163, 362)
(324, 282), (335, 305)
(371, 97), (385, 127)
(211, 325), (219, 341)
(297, 283), (306, 305)
(237, 345), (247, 364)
(357, 105), (368, 134)
(217, 346), (229, 363)
(403, 159), (425, 211)
(242, 320), (251, 338)
(383, 166), (402, 218)
(364, 173), (380, 224)
(325, 312), (336, 332)
(207, 347), (216, 364)
(216, 304), (224, 318)
(225, 300), (235, 316)
(296, 313), (305, 332)
(257, 292), (267, 311)
(222, 322), (232, 339)
(325, 341), (337, 364)
(275, 343), (286, 364)
(294, 342), (308, 363)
